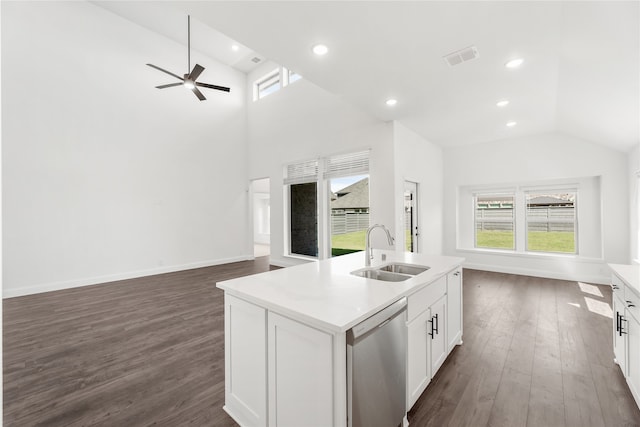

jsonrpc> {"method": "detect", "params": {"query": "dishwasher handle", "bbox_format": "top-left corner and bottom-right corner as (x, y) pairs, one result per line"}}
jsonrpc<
(348, 297), (407, 342)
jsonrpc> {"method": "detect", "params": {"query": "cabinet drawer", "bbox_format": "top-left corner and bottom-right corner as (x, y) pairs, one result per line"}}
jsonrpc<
(612, 274), (625, 300)
(627, 290), (640, 320)
(408, 275), (447, 322)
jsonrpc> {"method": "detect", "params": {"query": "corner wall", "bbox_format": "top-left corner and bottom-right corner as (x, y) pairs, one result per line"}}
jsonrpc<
(443, 132), (629, 284)
(2, 2), (249, 297)
(630, 143), (640, 264)
(393, 122), (444, 254)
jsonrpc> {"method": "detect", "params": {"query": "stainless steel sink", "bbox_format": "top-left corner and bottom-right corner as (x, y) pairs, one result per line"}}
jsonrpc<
(350, 268), (411, 282)
(377, 263), (430, 276)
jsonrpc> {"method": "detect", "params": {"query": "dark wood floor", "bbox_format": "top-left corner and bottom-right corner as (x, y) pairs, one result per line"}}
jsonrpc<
(4, 262), (640, 426)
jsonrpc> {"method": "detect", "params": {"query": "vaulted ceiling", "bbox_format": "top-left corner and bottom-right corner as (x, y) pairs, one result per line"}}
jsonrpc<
(95, 1), (639, 152)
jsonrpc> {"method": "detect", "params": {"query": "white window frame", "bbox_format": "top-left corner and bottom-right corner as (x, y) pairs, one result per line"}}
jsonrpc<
(284, 150), (370, 260)
(473, 192), (516, 251)
(524, 189), (578, 255)
(254, 68), (281, 101)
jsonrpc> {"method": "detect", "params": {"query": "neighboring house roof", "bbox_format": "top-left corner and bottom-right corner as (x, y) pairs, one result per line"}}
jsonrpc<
(528, 196), (573, 206)
(331, 178), (369, 209)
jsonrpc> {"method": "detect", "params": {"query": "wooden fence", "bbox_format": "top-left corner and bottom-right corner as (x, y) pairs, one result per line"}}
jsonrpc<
(331, 212), (370, 235)
(476, 207), (575, 232)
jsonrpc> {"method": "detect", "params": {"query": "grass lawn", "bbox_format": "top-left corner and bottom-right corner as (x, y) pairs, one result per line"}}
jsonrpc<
(331, 230), (365, 256)
(527, 231), (575, 253)
(476, 230), (575, 253)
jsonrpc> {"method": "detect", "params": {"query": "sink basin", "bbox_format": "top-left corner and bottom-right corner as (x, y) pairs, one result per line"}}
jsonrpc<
(350, 268), (411, 282)
(377, 263), (430, 276)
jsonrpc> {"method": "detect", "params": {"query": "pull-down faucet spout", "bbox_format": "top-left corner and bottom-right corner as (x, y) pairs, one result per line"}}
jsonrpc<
(365, 224), (394, 267)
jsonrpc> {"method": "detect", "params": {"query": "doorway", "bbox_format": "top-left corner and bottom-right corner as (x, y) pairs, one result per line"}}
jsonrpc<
(404, 181), (419, 253)
(251, 178), (271, 257)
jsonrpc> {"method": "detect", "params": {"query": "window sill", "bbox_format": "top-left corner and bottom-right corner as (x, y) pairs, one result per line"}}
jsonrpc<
(455, 247), (604, 263)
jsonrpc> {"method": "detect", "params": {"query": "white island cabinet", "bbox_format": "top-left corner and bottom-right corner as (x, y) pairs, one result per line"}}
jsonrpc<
(609, 264), (640, 411)
(218, 251), (464, 427)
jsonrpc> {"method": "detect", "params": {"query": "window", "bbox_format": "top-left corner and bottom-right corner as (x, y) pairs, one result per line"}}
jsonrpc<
(526, 191), (576, 253)
(254, 66), (302, 101)
(285, 160), (319, 258)
(285, 150), (369, 259)
(474, 193), (515, 250)
(255, 68), (280, 100)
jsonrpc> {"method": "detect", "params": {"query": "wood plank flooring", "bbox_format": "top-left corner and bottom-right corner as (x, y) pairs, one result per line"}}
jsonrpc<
(4, 263), (640, 426)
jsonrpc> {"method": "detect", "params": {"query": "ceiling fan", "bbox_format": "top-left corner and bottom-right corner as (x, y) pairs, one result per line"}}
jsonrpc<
(147, 15), (230, 101)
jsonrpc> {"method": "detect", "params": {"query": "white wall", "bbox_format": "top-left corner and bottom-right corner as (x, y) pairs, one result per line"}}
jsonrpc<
(630, 144), (640, 264)
(393, 122), (443, 255)
(246, 67), (393, 266)
(2, 2), (249, 297)
(443, 132), (629, 284)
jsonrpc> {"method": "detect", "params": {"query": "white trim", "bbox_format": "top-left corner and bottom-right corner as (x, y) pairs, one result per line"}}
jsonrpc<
(455, 247), (603, 262)
(462, 261), (609, 285)
(3, 255), (253, 298)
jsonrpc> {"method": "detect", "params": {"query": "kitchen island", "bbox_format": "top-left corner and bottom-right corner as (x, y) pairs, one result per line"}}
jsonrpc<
(217, 250), (464, 427)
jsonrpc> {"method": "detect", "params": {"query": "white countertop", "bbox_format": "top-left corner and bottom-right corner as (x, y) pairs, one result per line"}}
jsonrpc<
(217, 250), (464, 333)
(609, 263), (640, 298)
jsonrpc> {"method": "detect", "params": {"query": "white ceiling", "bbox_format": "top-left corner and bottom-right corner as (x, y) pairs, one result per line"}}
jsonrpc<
(95, 1), (639, 152)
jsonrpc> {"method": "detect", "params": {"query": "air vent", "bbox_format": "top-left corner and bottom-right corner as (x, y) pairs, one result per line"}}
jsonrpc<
(443, 46), (479, 67)
(251, 57), (262, 63)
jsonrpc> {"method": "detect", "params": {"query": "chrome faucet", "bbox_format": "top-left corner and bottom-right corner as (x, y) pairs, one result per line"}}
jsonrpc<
(365, 224), (395, 267)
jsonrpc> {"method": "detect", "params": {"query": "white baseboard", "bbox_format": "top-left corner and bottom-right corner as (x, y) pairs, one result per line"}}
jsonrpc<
(462, 261), (610, 285)
(3, 255), (254, 299)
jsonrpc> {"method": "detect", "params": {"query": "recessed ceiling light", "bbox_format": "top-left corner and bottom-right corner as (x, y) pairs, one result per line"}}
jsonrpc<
(506, 121), (517, 127)
(312, 44), (329, 56)
(496, 99), (510, 107)
(386, 99), (397, 106)
(231, 44), (240, 52)
(505, 58), (524, 69)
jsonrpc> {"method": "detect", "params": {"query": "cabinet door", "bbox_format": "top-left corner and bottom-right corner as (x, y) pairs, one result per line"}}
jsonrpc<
(447, 269), (463, 352)
(627, 310), (640, 408)
(613, 294), (627, 376)
(225, 295), (267, 427)
(407, 309), (431, 410)
(430, 294), (448, 375)
(268, 312), (334, 427)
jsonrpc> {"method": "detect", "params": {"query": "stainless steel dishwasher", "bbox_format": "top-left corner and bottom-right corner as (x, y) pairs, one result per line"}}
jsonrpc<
(347, 297), (407, 427)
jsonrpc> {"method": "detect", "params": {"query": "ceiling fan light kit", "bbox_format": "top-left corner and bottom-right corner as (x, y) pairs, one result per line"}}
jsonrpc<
(147, 15), (230, 101)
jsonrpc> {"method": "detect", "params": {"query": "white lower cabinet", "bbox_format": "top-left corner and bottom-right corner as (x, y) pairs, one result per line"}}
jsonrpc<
(613, 292), (627, 374)
(610, 270), (640, 411)
(224, 295), (268, 427)
(407, 309), (431, 409)
(429, 294), (448, 374)
(446, 269), (463, 352)
(267, 312), (334, 427)
(628, 310), (640, 405)
(406, 272), (460, 411)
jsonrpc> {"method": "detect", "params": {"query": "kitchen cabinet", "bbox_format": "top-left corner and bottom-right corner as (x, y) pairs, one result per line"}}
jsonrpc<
(223, 295), (268, 427)
(406, 275), (453, 410)
(628, 308), (640, 405)
(613, 290), (626, 374)
(407, 309), (431, 408)
(447, 269), (463, 352)
(268, 312), (334, 427)
(609, 265), (640, 411)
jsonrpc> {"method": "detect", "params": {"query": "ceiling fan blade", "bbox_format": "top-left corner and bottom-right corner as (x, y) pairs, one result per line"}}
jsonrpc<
(146, 64), (183, 81)
(192, 86), (206, 101)
(156, 82), (183, 89)
(196, 82), (231, 92)
(188, 64), (205, 81)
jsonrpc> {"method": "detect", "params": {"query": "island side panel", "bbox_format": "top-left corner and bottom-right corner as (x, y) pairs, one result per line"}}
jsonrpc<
(224, 295), (268, 427)
(267, 312), (335, 426)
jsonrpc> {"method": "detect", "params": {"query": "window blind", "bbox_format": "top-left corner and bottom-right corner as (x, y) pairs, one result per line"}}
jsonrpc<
(284, 159), (319, 185)
(324, 150), (370, 179)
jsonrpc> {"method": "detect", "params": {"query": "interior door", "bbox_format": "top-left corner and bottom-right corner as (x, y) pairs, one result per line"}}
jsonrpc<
(404, 181), (419, 252)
